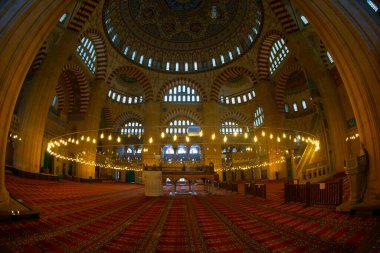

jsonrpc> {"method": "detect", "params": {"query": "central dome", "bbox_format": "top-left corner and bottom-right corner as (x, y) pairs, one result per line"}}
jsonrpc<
(103, 0), (263, 73)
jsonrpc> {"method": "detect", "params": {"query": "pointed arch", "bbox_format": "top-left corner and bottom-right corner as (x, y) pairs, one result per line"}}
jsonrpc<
(220, 111), (252, 126)
(55, 75), (67, 112)
(257, 30), (287, 81)
(30, 41), (48, 71)
(113, 111), (144, 128)
(267, 0), (299, 34)
(161, 108), (203, 125)
(67, 0), (100, 32)
(61, 64), (89, 114)
(106, 66), (153, 102)
(79, 28), (108, 80)
(274, 63), (304, 113)
(102, 107), (113, 128)
(157, 77), (207, 102)
(210, 66), (257, 102)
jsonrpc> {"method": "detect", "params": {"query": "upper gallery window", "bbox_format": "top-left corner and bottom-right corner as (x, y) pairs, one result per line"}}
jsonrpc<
(269, 38), (289, 75)
(76, 37), (96, 73)
(164, 84), (200, 103)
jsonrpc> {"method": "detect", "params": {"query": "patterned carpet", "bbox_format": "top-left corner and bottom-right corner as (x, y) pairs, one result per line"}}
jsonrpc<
(1, 173), (380, 252)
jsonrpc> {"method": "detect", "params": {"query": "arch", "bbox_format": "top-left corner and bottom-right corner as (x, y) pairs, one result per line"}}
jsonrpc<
(274, 63), (304, 112)
(113, 111), (144, 128)
(102, 107), (113, 128)
(319, 40), (333, 70)
(161, 108), (203, 125)
(293, 0), (380, 202)
(157, 77), (207, 102)
(30, 41), (48, 71)
(61, 64), (89, 114)
(106, 66), (153, 102)
(220, 111), (252, 126)
(267, 0), (299, 34)
(210, 67), (257, 102)
(55, 75), (67, 112)
(79, 28), (108, 80)
(257, 30), (287, 81)
(67, 0), (100, 32)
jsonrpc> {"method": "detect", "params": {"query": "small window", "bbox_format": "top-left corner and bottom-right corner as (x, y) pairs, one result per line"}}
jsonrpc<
(185, 62), (188, 71)
(228, 51), (233, 60)
(166, 62), (170, 71)
(326, 51), (334, 63)
(51, 96), (57, 107)
(194, 61), (198, 71)
(108, 90), (112, 97)
(220, 55), (225, 64)
(148, 58), (152, 67)
(131, 51), (136, 60)
(139, 55), (144, 64)
(236, 46), (241, 55)
(300, 15), (309, 25)
(293, 103), (298, 112)
(175, 62), (179, 72)
(59, 13), (68, 23)
(284, 103), (289, 113)
(367, 0), (379, 12)
(302, 100), (307, 110)
(212, 58), (216, 67)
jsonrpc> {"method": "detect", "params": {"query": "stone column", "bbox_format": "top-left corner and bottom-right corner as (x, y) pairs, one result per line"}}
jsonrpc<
(143, 170), (163, 196)
(75, 79), (108, 179)
(293, 0), (380, 211)
(14, 28), (78, 173)
(256, 81), (286, 180)
(202, 101), (222, 177)
(143, 101), (161, 166)
(286, 31), (347, 175)
(0, 0), (75, 210)
(256, 80), (286, 128)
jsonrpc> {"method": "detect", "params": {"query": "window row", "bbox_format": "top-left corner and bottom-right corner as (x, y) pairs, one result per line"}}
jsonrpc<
(253, 107), (264, 128)
(76, 36), (96, 74)
(269, 38), (289, 75)
(108, 90), (143, 105)
(284, 99), (308, 113)
(104, 10), (261, 73)
(164, 85), (201, 103)
(220, 90), (256, 105)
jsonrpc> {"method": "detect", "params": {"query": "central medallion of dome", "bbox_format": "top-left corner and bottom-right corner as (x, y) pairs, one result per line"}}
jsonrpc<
(103, 0), (263, 73)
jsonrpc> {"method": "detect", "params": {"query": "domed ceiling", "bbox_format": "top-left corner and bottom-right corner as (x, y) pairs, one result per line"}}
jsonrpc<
(103, 0), (263, 73)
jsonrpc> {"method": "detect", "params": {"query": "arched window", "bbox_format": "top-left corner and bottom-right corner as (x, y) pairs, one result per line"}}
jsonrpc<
(177, 146), (187, 154)
(220, 121), (242, 135)
(51, 96), (57, 107)
(269, 38), (289, 75)
(293, 102), (298, 112)
(254, 106), (264, 128)
(301, 100), (307, 110)
(284, 103), (289, 113)
(367, 0), (379, 12)
(165, 147), (175, 154)
(120, 121), (144, 136)
(77, 36), (96, 73)
(326, 51), (334, 64)
(163, 84), (200, 103)
(166, 119), (195, 135)
(300, 15), (309, 25)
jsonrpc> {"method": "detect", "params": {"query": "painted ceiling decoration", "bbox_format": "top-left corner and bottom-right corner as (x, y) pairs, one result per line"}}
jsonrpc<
(103, 0), (263, 73)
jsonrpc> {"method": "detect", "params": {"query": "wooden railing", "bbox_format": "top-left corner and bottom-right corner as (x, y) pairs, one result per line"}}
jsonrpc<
(6, 165), (59, 181)
(218, 182), (267, 199)
(246, 183), (267, 199)
(219, 182), (238, 192)
(285, 180), (343, 206)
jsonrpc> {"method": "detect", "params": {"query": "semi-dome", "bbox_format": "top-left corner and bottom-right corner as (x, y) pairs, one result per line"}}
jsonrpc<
(103, 0), (263, 73)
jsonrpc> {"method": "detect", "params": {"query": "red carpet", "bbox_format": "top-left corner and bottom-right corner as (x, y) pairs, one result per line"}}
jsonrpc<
(1, 174), (380, 252)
